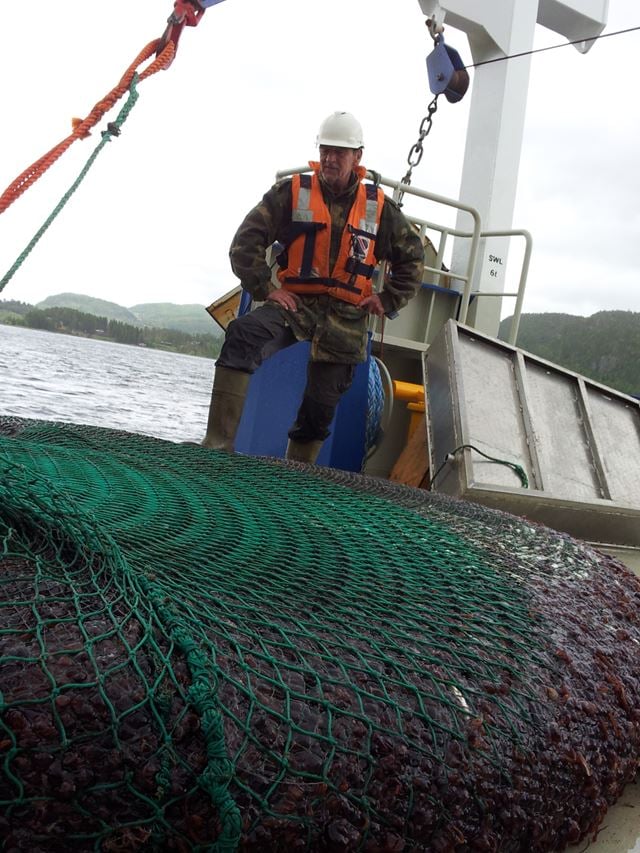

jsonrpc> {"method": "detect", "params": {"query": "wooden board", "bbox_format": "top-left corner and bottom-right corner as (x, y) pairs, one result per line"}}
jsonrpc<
(389, 417), (430, 489)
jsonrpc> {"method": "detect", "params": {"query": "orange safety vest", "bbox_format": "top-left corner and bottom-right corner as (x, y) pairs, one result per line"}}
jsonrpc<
(276, 162), (384, 306)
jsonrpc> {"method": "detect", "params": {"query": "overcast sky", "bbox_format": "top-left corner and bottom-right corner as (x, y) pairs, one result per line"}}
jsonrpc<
(0, 1), (638, 319)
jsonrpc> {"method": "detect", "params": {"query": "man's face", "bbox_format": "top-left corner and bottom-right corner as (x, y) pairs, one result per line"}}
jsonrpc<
(319, 145), (362, 192)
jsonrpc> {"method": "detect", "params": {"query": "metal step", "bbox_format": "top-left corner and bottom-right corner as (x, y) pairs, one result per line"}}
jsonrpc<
(425, 321), (640, 547)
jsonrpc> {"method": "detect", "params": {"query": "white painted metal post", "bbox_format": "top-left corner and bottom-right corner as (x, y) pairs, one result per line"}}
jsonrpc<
(417, 0), (608, 337)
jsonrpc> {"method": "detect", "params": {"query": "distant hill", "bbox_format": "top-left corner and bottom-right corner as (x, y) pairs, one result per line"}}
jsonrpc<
(129, 303), (216, 336)
(37, 293), (221, 338)
(38, 293), (139, 325)
(500, 310), (640, 397)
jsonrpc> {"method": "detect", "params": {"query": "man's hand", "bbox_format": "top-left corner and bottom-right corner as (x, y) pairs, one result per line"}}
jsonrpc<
(358, 294), (385, 317)
(266, 290), (300, 312)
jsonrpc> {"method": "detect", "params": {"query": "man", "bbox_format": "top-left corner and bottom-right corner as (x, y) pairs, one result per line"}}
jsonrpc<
(201, 111), (424, 463)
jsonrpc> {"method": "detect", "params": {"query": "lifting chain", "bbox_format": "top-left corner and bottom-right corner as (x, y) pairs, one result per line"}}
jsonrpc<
(400, 94), (439, 191)
(397, 18), (443, 204)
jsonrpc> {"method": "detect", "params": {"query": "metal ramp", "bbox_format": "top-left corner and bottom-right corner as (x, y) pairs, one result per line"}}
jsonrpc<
(425, 321), (640, 548)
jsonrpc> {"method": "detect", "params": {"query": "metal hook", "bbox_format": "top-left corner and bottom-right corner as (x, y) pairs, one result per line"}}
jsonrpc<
(425, 12), (445, 44)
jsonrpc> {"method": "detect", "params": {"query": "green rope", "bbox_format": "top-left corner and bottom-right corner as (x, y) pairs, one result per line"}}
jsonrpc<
(429, 443), (530, 489)
(0, 74), (140, 294)
(140, 576), (242, 852)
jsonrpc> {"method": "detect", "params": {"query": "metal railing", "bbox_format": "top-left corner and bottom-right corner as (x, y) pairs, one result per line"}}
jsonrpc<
(470, 229), (532, 345)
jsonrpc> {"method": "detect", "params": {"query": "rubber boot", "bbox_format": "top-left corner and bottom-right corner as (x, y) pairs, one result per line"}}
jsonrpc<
(285, 438), (324, 464)
(201, 367), (250, 451)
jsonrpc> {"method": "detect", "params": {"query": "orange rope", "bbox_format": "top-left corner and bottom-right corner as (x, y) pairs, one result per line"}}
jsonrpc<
(0, 39), (175, 216)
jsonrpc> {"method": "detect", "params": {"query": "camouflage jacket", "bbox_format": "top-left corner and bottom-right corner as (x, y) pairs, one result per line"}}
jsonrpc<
(228, 170), (424, 363)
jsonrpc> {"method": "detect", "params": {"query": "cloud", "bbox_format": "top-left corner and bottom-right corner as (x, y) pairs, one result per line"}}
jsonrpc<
(1, 0), (638, 319)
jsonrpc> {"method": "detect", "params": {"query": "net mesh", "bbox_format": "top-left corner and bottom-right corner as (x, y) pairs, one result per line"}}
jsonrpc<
(1, 418), (639, 852)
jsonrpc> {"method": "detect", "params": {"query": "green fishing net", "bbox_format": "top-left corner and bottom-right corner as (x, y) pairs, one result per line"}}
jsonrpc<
(1, 418), (639, 852)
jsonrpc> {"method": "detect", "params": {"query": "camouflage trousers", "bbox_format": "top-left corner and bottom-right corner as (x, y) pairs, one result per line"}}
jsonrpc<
(216, 297), (365, 441)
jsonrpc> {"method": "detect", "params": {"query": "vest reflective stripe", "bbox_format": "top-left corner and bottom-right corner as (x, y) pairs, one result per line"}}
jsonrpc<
(293, 175), (314, 222)
(362, 183), (380, 234)
(277, 167), (384, 306)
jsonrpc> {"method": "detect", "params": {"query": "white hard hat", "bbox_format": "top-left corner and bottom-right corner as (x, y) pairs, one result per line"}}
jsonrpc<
(316, 111), (364, 149)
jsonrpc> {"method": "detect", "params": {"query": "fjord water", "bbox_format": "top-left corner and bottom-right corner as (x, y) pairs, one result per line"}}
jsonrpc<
(0, 324), (213, 443)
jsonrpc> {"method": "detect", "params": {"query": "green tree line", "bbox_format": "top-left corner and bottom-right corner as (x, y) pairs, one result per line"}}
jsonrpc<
(500, 311), (639, 397)
(0, 303), (221, 359)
